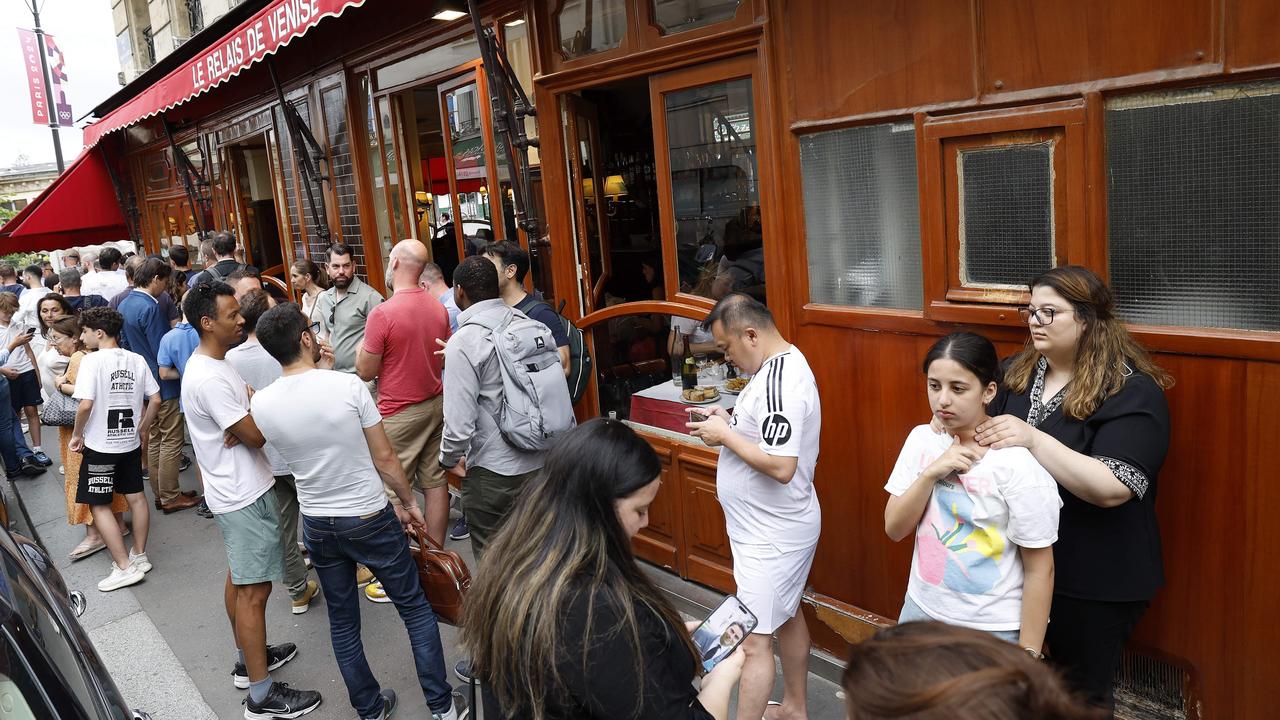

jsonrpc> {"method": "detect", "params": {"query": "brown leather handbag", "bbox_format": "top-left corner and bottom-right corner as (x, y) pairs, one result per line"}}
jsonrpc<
(407, 524), (471, 625)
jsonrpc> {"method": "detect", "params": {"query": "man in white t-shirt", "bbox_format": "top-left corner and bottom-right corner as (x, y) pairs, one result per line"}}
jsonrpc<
(69, 308), (160, 593)
(226, 289), (318, 616)
(252, 302), (461, 720)
(180, 282), (322, 719)
(687, 293), (822, 720)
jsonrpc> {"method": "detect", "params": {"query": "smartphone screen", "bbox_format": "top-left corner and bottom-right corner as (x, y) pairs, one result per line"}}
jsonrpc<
(691, 595), (758, 673)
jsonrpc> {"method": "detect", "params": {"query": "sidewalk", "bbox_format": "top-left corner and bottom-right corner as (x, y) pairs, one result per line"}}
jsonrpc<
(17, 435), (847, 719)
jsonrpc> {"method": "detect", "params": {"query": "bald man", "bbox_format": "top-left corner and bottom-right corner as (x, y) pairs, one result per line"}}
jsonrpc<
(356, 240), (453, 548)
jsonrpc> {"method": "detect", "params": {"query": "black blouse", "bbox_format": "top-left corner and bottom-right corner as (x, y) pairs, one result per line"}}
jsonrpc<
(991, 357), (1170, 602)
(487, 587), (714, 720)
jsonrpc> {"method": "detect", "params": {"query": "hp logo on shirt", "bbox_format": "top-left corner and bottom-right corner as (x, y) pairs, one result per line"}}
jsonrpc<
(760, 413), (792, 447)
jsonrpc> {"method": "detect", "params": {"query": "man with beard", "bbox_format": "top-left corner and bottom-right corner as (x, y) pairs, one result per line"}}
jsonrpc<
(316, 243), (383, 375)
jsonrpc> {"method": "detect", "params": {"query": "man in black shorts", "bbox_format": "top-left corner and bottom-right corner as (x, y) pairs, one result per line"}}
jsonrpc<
(70, 308), (160, 592)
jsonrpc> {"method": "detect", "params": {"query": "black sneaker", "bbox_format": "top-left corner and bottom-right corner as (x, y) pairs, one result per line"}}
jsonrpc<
(243, 682), (322, 719)
(179, 453), (192, 471)
(196, 499), (214, 519)
(17, 457), (44, 478)
(31, 450), (52, 467)
(449, 516), (470, 541)
(232, 643), (298, 689)
(362, 688), (396, 720)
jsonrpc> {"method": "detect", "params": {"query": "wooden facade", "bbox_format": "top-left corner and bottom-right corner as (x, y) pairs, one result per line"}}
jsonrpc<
(99, 1), (1280, 716)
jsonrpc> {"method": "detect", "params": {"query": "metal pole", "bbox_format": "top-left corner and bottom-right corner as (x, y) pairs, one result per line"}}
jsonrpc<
(30, 2), (65, 172)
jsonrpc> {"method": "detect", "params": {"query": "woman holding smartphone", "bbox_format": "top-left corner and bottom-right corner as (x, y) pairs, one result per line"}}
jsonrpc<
(885, 332), (1061, 657)
(976, 266), (1172, 711)
(464, 419), (744, 720)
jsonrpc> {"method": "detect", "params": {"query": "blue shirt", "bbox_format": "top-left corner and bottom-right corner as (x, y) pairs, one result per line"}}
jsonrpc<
(118, 289), (179, 401)
(157, 323), (199, 378)
(438, 287), (461, 332)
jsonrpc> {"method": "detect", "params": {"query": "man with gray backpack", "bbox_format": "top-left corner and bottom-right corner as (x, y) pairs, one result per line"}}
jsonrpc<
(439, 255), (575, 561)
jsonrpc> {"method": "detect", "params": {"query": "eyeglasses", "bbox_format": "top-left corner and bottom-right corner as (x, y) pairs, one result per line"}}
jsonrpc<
(327, 307), (335, 326)
(1018, 306), (1072, 326)
(307, 321), (321, 336)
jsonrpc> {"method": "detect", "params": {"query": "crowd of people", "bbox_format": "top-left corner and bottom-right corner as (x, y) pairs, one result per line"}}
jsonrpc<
(1, 234), (1169, 720)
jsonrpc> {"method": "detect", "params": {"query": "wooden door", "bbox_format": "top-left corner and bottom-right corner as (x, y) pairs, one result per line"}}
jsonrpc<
(632, 437), (683, 573)
(439, 73), (501, 266)
(562, 93), (612, 313)
(676, 447), (734, 593)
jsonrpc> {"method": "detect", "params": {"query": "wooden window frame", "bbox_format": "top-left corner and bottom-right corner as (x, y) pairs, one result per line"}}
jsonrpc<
(920, 100), (1088, 326)
(650, 53), (762, 311)
(638, 0), (756, 47)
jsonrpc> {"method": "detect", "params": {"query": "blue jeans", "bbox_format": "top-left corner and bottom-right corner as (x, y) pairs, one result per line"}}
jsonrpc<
(0, 377), (33, 472)
(302, 505), (451, 717)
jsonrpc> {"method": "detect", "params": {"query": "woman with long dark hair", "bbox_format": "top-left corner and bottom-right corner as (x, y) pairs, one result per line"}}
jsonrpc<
(886, 332), (1060, 656)
(975, 266), (1172, 711)
(842, 621), (1103, 720)
(463, 419), (743, 720)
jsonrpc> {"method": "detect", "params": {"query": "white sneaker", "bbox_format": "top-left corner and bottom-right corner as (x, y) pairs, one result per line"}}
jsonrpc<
(58, 465), (64, 475)
(97, 562), (144, 592)
(128, 551), (152, 573)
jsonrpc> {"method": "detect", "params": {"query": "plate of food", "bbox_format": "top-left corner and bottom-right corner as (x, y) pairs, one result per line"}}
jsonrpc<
(682, 386), (721, 405)
(722, 376), (750, 395)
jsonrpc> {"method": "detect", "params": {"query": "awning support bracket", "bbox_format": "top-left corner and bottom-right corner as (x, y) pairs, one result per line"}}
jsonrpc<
(163, 118), (211, 238)
(267, 59), (331, 245)
(101, 137), (141, 246)
(468, 1), (540, 238)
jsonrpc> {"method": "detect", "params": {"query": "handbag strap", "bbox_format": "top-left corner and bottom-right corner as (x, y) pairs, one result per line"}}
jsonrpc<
(407, 522), (446, 552)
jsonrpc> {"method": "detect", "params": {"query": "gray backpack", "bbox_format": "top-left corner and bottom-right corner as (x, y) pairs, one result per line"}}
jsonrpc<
(464, 305), (576, 452)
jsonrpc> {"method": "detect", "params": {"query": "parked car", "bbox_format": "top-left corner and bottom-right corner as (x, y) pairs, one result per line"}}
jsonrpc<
(0, 482), (150, 719)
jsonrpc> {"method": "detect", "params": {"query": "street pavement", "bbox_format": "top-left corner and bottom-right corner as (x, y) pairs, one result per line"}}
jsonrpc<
(18, 433), (846, 719)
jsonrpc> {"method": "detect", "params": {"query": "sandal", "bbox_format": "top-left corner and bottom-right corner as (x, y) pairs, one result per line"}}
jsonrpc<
(69, 538), (106, 561)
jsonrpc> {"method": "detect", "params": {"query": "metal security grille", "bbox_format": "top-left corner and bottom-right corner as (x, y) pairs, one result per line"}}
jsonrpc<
(1107, 82), (1280, 332)
(1113, 648), (1193, 720)
(799, 122), (922, 310)
(958, 143), (1055, 288)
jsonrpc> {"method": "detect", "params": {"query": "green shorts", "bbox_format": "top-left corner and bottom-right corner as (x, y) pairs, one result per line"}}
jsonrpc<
(214, 490), (285, 586)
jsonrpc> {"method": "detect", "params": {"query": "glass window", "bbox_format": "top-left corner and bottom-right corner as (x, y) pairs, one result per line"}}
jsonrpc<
(652, 0), (740, 35)
(958, 144), (1055, 288)
(663, 77), (762, 303)
(502, 19), (540, 167)
(557, 0), (627, 59)
(359, 75), (394, 261)
(800, 122), (922, 310)
(375, 37), (481, 90)
(1107, 82), (1280, 332)
(445, 82), (494, 258)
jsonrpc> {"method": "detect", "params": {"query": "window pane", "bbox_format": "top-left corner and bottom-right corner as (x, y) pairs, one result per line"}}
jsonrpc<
(1107, 82), (1280, 332)
(557, 0), (627, 58)
(652, 0), (740, 34)
(664, 77), (763, 303)
(800, 122), (922, 310)
(359, 75), (394, 259)
(445, 82), (494, 257)
(375, 37), (481, 90)
(959, 144), (1055, 287)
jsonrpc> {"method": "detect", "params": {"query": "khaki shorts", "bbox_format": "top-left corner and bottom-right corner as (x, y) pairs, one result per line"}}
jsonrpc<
(214, 490), (285, 586)
(382, 394), (445, 491)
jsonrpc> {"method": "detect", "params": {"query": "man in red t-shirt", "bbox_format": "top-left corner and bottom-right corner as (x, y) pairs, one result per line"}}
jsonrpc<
(356, 240), (451, 545)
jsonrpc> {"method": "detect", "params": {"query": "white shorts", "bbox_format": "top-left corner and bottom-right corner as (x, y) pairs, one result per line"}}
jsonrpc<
(730, 540), (818, 634)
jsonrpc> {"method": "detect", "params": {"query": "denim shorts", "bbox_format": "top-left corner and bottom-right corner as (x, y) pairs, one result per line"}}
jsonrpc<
(899, 593), (1021, 644)
(215, 490), (285, 585)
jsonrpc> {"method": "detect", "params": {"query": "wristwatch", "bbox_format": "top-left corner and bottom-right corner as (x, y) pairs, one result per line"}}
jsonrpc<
(1023, 647), (1044, 660)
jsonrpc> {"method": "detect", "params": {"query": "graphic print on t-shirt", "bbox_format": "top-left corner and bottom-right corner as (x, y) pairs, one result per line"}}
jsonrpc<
(917, 479), (1006, 594)
(103, 370), (140, 444)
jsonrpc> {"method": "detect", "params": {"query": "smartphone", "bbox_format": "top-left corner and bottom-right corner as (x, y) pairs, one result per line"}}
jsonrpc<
(687, 408), (708, 423)
(23, 327), (36, 336)
(691, 595), (758, 673)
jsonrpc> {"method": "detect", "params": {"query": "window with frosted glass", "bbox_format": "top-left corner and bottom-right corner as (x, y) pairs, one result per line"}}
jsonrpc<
(557, 0), (627, 58)
(652, 0), (740, 34)
(799, 122), (922, 310)
(958, 144), (1054, 289)
(1107, 82), (1280, 332)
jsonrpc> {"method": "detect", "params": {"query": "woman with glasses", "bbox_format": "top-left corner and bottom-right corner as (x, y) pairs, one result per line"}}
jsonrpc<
(973, 265), (1172, 712)
(290, 259), (329, 340)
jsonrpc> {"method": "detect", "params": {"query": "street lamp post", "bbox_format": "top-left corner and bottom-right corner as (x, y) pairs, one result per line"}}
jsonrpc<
(26, 0), (65, 172)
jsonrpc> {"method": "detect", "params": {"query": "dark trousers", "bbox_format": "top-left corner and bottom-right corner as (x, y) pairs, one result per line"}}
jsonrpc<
(302, 505), (451, 717)
(460, 465), (538, 560)
(0, 377), (32, 472)
(1046, 593), (1149, 713)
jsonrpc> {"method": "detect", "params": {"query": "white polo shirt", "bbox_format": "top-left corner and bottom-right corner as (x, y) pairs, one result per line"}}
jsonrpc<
(716, 346), (822, 551)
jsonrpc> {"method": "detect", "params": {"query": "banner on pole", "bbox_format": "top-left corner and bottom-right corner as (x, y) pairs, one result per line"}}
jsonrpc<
(16, 28), (48, 126)
(44, 34), (73, 128)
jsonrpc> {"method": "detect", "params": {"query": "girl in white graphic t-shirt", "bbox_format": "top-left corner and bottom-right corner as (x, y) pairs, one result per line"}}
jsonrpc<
(884, 332), (1061, 659)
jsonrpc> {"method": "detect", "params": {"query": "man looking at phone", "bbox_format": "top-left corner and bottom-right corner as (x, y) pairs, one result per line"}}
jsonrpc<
(687, 293), (822, 720)
(253, 302), (461, 720)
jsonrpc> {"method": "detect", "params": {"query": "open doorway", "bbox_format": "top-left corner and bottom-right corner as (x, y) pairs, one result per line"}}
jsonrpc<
(225, 135), (287, 284)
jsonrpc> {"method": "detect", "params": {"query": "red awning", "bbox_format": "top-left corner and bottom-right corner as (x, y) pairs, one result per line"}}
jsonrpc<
(0, 150), (127, 253)
(83, 0), (369, 148)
